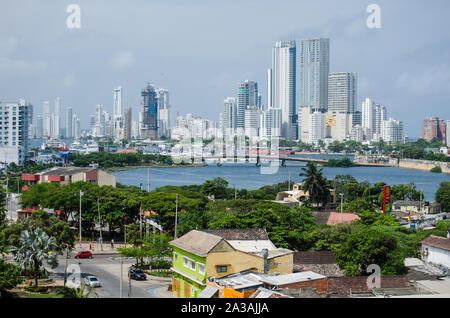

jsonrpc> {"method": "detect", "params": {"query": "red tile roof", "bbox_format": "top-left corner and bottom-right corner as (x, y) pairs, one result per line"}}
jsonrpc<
(294, 251), (337, 265)
(327, 212), (360, 225)
(421, 235), (450, 251)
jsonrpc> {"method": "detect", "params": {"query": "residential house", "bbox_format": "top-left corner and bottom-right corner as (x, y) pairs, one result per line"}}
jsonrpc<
(392, 200), (441, 215)
(169, 229), (294, 298)
(421, 235), (450, 274)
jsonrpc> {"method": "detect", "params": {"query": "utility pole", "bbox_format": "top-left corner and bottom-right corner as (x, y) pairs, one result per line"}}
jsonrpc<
(79, 190), (84, 250)
(288, 172), (291, 191)
(340, 193), (344, 223)
(98, 199), (103, 251)
(174, 193), (179, 239)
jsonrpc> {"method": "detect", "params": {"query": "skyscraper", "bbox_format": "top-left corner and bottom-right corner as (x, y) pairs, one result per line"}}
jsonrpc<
(157, 88), (171, 138)
(53, 97), (61, 139)
(272, 41), (297, 140)
(299, 38), (330, 110)
(124, 108), (132, 140)
(0, 100), (32, 165)
(43, 101), (51, 137)
(113, 87), (123, 139)
(362, 98), (386, 141)
(222, 97), (237, 139)
(328, 72), (357, 113)
(422, 117), (446, 143)
(140, 83), (158, 140)
(237, 80), (259, 130)
(65, 107), (73, 139)
(382, 118), (404, 145)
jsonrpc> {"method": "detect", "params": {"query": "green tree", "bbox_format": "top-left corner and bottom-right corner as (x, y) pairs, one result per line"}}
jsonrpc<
(335, 227), (405, 276)
(10, 228), (59, 287)
(200, 178), (229, 199)
(435, 182), (450, 212)
(0, 259), (22, 295)
(299, 162), (331, 209)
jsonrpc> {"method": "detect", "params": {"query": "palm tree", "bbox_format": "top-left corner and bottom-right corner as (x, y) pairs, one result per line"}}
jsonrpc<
(10, 228), (58, 287)
(299, 162), (331, 210)
(63, 282), (96, 298)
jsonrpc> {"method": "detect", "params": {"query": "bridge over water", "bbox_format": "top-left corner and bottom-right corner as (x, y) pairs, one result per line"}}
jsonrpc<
(171, 154), (390, 168)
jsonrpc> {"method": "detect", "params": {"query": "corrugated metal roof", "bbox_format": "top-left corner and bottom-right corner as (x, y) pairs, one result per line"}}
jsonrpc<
(198, 286), (219, 298)
(259, 271), (326, 286)
(227, 240), (277, 253)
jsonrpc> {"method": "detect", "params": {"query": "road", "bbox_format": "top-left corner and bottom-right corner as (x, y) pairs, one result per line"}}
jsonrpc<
(46, 254), (174, 298)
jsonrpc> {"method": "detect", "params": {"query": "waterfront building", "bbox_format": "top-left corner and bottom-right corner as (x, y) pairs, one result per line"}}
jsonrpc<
(113, 86), (123, 140)
(325, 112), (354, 142)
(308, 110), (326, 144)
(237, 80), (259, 130)
(272, 41), (297, 140)
(124, 107), (132, 140)
(362, 97), (386, 142)
(22, 166), (116, 188)
(244, 106), (261, 138)
(65, 107), (73, 139)
(140, 83), (159, 140)
(43, 101), (51, 137)
(299, 38), (330, 111)
(422, 117), (446, 143)
(222, 97), (237, 139)
(53, 97), (61, 139)
(381, 118), (404, 145)
(157, 88), (171, 138)
(327, 72), (357, 113)
(35, 115), (44, 139)
(0, 99), (32, 166)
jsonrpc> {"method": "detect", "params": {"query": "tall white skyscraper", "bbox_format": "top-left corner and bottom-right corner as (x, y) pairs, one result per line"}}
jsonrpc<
(237, 80), (259, 130)
(66, 107), (73, 139)
(328, 72), (357, 113)
(308, 110), (326, 144)
(53, 97), (61, 139)
(381, 118), (404, 144)
(0, 100), (32, 165)
(222, 97), (237, 139)
(157, 88), (171, 138)
(43, 101), (51, 137)
(272, 41), (297, 140)
(299, 38), (330, 110)
(362, 97), (387, 142)
(113, 87), (123, 139)
(244, 106), (261, 138)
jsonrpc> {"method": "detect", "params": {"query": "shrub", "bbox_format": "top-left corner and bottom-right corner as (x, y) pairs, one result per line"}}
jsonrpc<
(430, 166), (442, 173)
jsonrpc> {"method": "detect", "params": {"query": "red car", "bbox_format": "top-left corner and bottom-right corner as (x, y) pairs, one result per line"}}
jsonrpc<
(74, 251), (93, 259)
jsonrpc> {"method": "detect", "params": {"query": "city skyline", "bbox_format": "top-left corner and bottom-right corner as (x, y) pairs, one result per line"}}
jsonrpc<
(1, 1), (450, 138)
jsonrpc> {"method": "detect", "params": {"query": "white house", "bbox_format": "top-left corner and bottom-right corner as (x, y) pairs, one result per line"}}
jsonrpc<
(421, 235), (450, 274)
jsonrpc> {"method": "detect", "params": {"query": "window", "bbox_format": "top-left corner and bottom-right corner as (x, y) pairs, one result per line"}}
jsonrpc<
(190, 260), (196, 271)
(174, 253), (178, 262)
(216, 266), (227, 273)
(198, 263), (205, 275)
(183, 257), (189, 268)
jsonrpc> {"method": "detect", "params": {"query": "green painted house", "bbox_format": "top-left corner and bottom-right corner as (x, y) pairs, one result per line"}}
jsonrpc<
(169, 230), (234, 298)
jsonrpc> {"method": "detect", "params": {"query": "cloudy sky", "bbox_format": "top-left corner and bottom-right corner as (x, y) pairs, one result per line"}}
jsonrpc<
(1, 0), (449, 138)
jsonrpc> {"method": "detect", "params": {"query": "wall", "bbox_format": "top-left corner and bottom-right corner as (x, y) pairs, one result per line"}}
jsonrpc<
(276, 278), (328, 292)
(422, 245), (450, 270)
(98, 170), (117, 187)
(393, 158), (450, 174)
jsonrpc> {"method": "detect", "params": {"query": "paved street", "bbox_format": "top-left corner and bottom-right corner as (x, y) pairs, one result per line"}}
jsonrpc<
(46, 254), (175, 298)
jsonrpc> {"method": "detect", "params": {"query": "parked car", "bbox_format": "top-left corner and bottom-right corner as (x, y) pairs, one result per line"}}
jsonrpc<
(129, 268), (147, 281)
(83, 275), (101, 287)
(74, 251), (93, 259)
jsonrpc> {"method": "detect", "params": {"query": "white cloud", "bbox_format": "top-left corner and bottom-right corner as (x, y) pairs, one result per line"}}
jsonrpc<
(109, 51), (134, 69)
(396, 65), (450, 95)
(0, 56), (47, 73)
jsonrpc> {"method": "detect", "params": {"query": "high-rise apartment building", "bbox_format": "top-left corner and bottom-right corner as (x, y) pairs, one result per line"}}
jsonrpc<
(0, 100), (32, 165)
(381, 118), (404, 145)
(271, 41), (297, 140)
(308, 110), (326, 144)
(140, 83), (158, 140)
(362, 98), (386, 141)
(157, 88), (171, 138)
(299, 38), (330, 110)
(43, 101), (51, 137)
(237, 80), (259, 130)
(222, 97), (237, 139)
(244, 106), (261, 138)
(422, 117), (446, 143)
(53, 97), (61, 139)
(65, 107), (73, 139)
(328, 72), (357, 113)
(124, 107), (132, 140)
